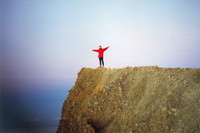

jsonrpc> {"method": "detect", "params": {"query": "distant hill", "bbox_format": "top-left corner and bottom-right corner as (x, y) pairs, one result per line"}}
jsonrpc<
(57, 66), (200, 133)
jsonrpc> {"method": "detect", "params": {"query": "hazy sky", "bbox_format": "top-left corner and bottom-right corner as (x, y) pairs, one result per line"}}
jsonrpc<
(1, 0), (200, 89)
(1, 0), (200, 129)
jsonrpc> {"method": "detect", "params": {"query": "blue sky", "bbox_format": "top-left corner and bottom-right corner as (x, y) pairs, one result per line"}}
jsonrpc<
(1, 0), (200, 129)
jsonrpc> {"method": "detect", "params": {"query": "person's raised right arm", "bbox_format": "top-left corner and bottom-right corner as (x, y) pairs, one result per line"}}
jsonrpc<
(92, 49), (99, 52)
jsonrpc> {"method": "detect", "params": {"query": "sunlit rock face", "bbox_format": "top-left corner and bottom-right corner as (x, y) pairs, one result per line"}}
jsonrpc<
(57, 67), (200, 133)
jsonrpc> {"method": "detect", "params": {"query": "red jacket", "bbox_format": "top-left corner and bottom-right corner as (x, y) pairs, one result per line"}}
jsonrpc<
(92, 47), (109, 58)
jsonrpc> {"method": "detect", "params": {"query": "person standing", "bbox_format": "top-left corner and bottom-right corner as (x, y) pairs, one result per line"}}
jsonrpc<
(92, 45), (110, 67)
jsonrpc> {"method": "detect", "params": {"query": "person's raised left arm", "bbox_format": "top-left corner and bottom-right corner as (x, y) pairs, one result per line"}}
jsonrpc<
(103, 46), (110, 51)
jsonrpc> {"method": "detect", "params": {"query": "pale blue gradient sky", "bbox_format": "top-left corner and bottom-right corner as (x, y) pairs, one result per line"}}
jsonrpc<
(1, 0), (200, 87)
(1, 0), (200, 129)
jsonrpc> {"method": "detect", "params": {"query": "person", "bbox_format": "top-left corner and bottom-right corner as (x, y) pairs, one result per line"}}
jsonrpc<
(92, 45), (110, 67)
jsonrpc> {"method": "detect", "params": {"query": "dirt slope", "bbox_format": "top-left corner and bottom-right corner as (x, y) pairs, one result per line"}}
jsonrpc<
(57, 66), (200, 133)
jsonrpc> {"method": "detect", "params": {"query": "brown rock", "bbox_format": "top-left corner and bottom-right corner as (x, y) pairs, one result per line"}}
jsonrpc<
(57, 67), (200, 133)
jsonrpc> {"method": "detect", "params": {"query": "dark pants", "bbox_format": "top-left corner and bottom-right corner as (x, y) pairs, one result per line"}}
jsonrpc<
(99, 57), (104, 67)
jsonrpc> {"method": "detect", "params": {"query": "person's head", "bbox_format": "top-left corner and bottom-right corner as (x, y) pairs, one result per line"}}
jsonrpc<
(99, 45), (102, 49)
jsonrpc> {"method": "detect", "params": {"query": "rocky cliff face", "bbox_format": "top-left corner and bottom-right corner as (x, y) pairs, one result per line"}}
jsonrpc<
(57, 67), (200, 133)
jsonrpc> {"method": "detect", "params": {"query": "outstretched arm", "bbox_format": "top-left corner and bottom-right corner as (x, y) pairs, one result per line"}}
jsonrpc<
(103, 46), (110, 51)
(92, 49), (99, 52)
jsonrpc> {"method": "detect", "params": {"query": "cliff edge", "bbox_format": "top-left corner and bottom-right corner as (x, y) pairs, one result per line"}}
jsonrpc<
(57, 66), (200, 133)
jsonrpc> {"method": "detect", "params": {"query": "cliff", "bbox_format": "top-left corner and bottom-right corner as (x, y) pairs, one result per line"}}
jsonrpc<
(57, 66), (200, 133)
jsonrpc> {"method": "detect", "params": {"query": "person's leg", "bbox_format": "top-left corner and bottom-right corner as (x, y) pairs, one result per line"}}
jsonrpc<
(102, 57), (104, 67)
(99, 58), (102, 67)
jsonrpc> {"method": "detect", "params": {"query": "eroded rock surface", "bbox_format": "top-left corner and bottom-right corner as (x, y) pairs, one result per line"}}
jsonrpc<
(57, 67), (200, 133)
